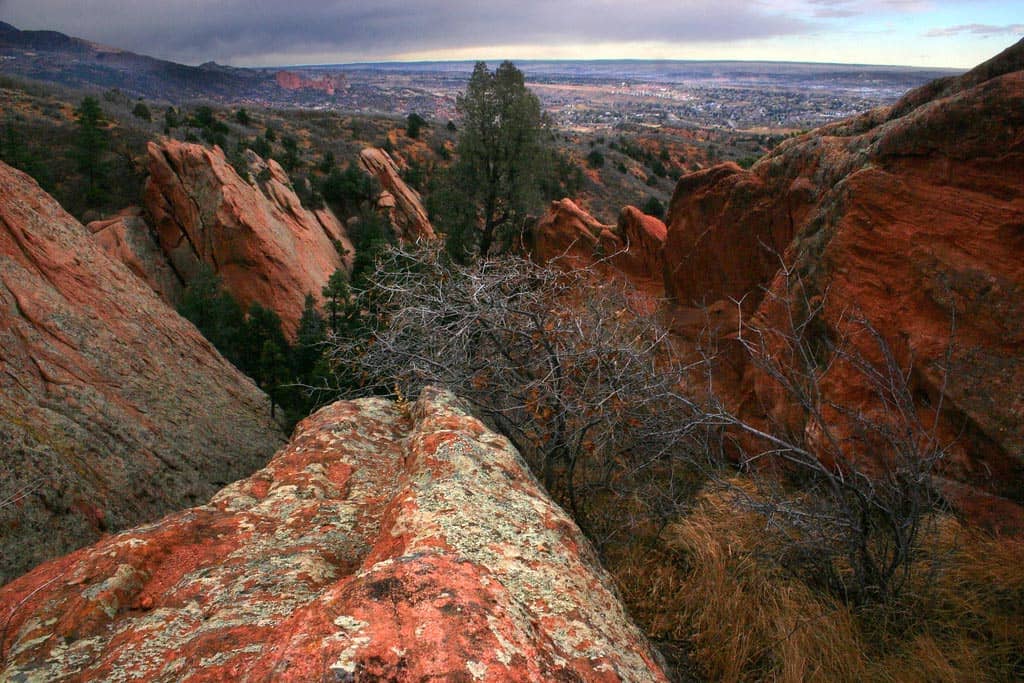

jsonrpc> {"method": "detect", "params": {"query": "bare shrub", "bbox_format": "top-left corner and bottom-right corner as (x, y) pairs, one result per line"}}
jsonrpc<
(701, 263), (953, 605)
(325, 243), (712, 541)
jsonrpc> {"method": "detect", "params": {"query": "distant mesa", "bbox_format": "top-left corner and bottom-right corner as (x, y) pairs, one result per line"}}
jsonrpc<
(274, 70), (347, 95)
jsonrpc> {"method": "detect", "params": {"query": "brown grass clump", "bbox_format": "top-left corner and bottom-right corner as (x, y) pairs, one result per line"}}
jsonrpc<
(609, 477), (1024, 683)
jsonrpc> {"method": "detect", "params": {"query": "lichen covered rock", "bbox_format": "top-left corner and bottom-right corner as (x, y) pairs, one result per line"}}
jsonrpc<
(0, 388), (668, 682)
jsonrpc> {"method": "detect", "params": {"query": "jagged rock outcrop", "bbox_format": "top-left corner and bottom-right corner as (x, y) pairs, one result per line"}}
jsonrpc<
(616, 204), (667, 284)
(0, 161), (284, 585)
(0, 388), (668, 682)
(664, 39), (1024, 529)
(144, 139), (353, 336)
(86, 207), (182, 304)
(531, 198), (619, 267)
(358, 147), (436, 242)
(531, 199), (666, 299)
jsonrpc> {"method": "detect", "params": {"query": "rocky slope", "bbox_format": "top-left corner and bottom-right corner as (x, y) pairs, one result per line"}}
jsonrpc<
(144, 139), (353, 336)
(359, 147), (436, 242)
(0, 387), (668, 682)
(0, 161), (284, 585)
(664, 39), (1024, 529)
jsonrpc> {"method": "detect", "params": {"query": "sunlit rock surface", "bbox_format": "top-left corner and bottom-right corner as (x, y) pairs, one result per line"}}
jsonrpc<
(359, 147), (436, 242)
(144, 139), (352, 336)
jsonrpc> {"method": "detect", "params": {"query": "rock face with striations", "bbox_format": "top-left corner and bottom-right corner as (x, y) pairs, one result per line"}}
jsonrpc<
(358, 147), (436, 242)
(0, 161), (284, 585)
(144, 139), (353, 336)
(664, 39), (1024, 529)
(0, 387), (668, 682)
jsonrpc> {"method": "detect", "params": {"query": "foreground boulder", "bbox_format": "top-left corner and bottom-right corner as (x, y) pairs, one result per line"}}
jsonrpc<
(664, 39), (1024, 528)
(0, 388), (668, 682)
(145, 139), (353, 336)
(0, 162), (284, 584)
(359, 147), (436, 242)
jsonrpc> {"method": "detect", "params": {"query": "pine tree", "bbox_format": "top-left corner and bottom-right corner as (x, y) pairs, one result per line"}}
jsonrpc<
(73, 97), (108, 205)
(437, 61), (549, 258)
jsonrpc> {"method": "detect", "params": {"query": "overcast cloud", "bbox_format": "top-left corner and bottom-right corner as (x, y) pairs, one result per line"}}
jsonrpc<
(1, 0), (1021, 67)
(0, 0), (818, 64)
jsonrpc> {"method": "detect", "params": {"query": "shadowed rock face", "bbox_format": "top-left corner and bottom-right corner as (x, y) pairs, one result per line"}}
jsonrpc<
(0, 388), (668, 682)
(664, 39), (1024, 530)
(358, 147), (436, 242)
(144, 139), (353, 337)
(0, 161), (284, 585)
(86, 207), (183, 304)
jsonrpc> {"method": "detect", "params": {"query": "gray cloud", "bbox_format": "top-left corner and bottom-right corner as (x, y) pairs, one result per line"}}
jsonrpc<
(1, 0), (815, 65)
(925, 23), (1024, 38)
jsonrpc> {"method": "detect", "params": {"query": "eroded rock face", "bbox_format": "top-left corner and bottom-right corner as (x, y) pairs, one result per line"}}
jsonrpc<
(665, 39), (1024, 528)
(0, 388), (668, 682)
(86, 206), (182, 303)
(358, 147), (436, 242)
(0, 162), (284, 585)
(531, 199), (666, 302)
(144, 139), (353, 336)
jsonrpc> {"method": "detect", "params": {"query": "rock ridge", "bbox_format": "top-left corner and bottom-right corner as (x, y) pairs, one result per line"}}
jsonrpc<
(0, 387), (668, 682)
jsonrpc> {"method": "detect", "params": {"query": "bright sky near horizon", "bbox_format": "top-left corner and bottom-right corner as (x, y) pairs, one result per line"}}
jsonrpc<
(1, 0), (1021, 69)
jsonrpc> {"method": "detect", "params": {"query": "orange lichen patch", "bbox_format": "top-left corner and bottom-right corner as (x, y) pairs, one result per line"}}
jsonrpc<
(0, 388), (666, 681)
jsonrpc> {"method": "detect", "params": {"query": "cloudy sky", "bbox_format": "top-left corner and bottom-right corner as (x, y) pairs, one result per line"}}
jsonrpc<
(2, 0), (1021, 68)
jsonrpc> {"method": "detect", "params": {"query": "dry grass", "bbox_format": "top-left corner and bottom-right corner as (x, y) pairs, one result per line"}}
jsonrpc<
(608, 477), (1024, 682)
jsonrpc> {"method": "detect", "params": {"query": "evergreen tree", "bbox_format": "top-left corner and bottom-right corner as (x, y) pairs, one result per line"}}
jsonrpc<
(73, 96), (108, 205)
(293, 293), (326, 377)
(131, 101), (151, 121)
(405, 112), (426, 139)
(321, 269), (350, 335)
(177, 266), (246, 365)
(438, 61), (549, 258)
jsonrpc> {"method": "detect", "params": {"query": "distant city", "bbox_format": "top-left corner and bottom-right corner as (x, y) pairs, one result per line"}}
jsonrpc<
(0, 21), (961, 131)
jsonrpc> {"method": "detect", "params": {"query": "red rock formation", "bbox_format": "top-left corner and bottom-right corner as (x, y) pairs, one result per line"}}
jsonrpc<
(531, 198), (619, 268)
(664, 39), (1024, 528)
(0, 388), (668, 682)
(274, 70), (346, 95)
(86, 206), (181, 303)
(144, 140), (353, 336)
(0, 161), (284, 585)
(616, 204), (667, 284)
(358, 147), (436, 242)
(531, 199), (666, 301)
